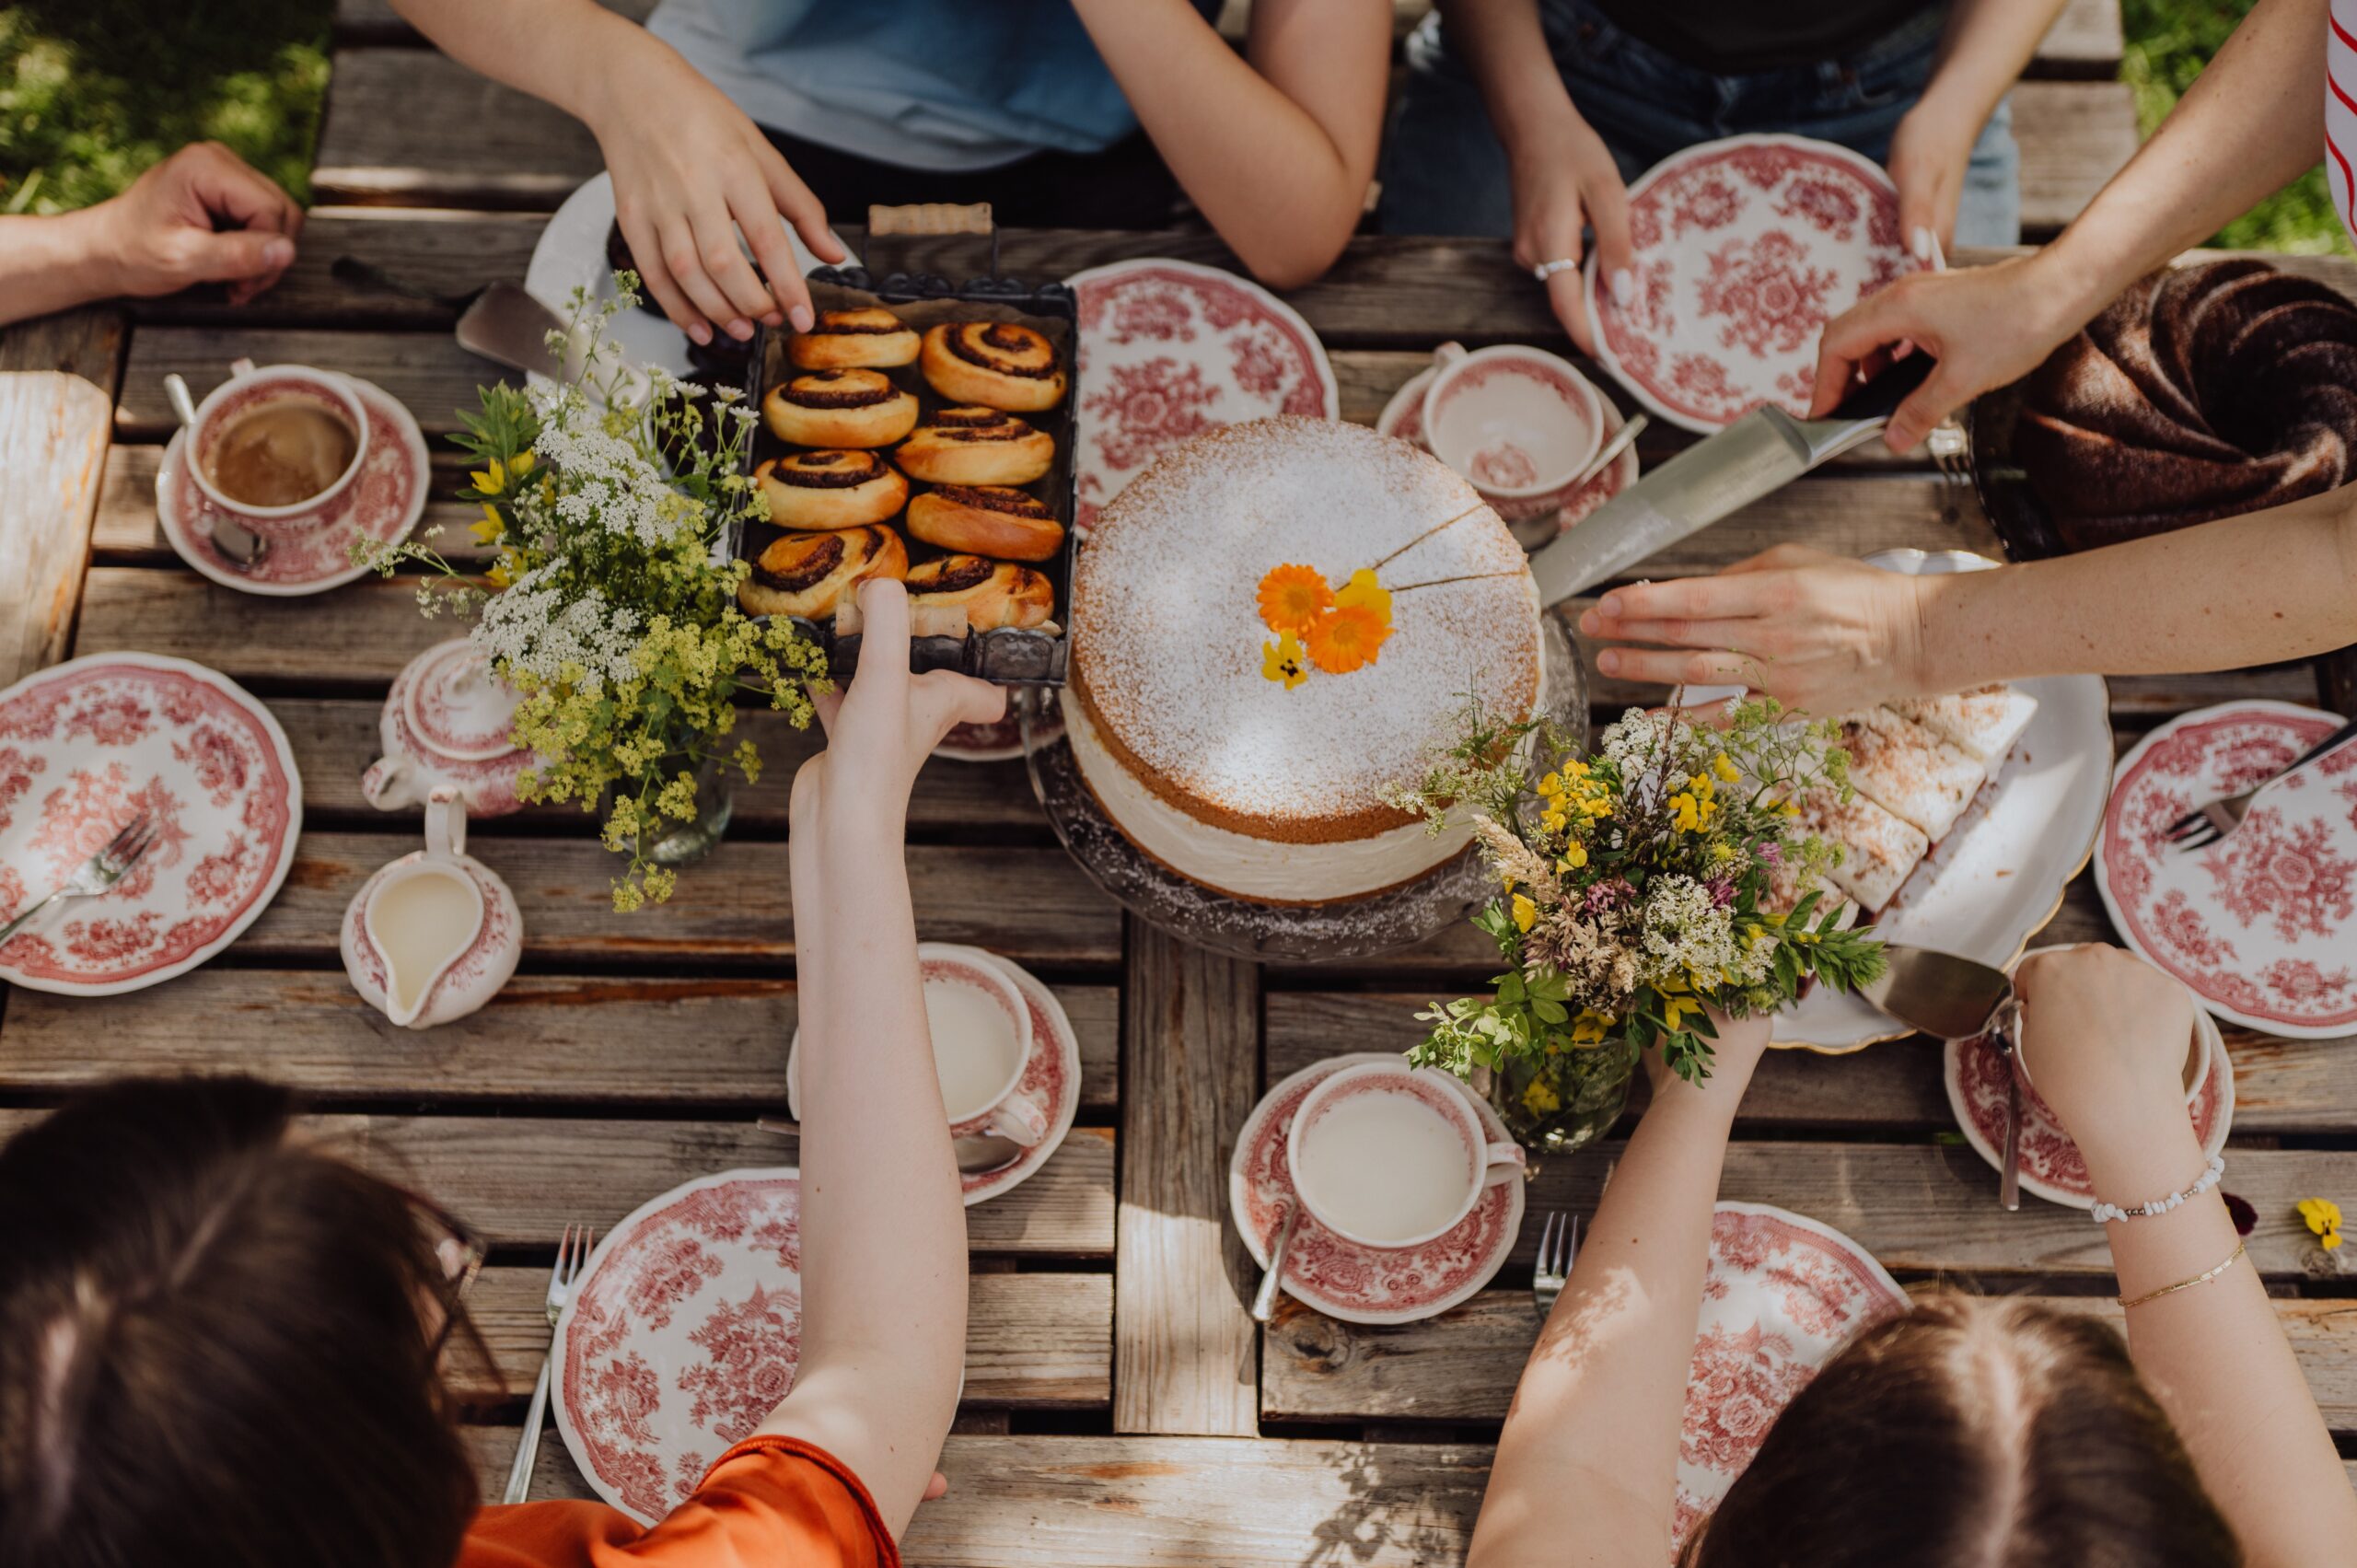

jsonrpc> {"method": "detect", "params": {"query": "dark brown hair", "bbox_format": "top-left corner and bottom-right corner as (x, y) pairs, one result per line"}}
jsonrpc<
(1685, 1293), (2239, 1566)
(0, 1076), (479, 1568)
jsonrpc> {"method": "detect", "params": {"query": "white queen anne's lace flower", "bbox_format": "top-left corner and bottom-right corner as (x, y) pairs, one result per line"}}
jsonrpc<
(1637, 875), (1755, 987)
(470, 564), (641, 690)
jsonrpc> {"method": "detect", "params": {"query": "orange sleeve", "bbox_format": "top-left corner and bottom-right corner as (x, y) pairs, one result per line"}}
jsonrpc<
(461, 1438), (899, 1568)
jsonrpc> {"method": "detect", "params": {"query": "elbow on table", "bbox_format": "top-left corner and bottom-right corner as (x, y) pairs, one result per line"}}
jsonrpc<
(1224, 201), (1359, 292)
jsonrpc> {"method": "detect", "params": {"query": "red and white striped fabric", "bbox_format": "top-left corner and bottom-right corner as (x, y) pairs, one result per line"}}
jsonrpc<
(2330, 0), (2357, 243)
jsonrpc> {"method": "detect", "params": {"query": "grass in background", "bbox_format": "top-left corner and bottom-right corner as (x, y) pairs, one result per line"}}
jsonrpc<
(2122, 0), (2350, 254)
(0, 0), (329, 214)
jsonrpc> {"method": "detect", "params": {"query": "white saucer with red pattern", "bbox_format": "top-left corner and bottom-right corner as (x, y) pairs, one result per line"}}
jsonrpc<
(552, 1167), (806, 1525)
(1231, 1051), (1524, 1326)
(1376, 354), (1640, 533)
(0, 653), (302, 994)
(1944, 973), (2234, 1211)
(1668, 1202), (1910, 1553)
(2095, 701), (2357, 1038)
(1584, 134), (1934, 435)
(784, 945), (1081, 1206)
(157, 375), (429, 596)
(1067, 257), (1339, 534)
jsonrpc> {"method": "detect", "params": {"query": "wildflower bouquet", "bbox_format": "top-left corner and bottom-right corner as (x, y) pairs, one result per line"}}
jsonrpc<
(1391, 700), (1887, 1149)
(364, 276), (826, 910)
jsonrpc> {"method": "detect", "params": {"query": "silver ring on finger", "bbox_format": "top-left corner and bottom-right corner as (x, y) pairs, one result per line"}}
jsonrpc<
(1531, 258), (1582, 283)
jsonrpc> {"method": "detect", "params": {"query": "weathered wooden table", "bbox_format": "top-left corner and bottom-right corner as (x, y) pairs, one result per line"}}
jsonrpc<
(0, 13), (2352, 1557)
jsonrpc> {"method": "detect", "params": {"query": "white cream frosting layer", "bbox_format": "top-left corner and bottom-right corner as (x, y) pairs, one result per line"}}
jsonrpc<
(1062, 688), (1472, 901)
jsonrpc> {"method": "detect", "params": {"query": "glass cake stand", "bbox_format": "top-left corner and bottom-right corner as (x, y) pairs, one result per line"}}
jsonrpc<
(1020, 614), (1587, 963)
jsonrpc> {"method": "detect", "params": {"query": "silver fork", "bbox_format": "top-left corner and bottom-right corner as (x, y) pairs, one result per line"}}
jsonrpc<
(505, 1224), (593, 1504)
(2165, 716), (2357, 853)
(1532, 1210), (1579, 1320)
(0, 813), (158, 949)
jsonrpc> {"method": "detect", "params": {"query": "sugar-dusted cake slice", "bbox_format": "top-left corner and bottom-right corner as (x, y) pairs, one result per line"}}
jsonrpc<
(1833, 707), (1985, 842)
(1887, 685), (2038, 769)
(1794, 786), (1931, 912)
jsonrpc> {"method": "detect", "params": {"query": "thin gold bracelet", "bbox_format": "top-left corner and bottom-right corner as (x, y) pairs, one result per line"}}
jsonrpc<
(2118, 1240), (2246, 1308)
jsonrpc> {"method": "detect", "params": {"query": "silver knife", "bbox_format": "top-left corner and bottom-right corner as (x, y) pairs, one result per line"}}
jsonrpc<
(1527, 354), (1935, 608)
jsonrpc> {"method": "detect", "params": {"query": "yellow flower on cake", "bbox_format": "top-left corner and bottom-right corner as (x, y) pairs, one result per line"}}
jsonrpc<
(1333, 567), (1393, 621)
(1305, 602), (1392, 673)
(1260, 632), (1309, 690)
(2300, 1197), (2344, 1250)
(1256, 563), (1333, 635)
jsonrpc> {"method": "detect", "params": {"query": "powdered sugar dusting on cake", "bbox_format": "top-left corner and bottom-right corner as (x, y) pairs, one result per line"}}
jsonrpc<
(1072, 418), (1541, 832)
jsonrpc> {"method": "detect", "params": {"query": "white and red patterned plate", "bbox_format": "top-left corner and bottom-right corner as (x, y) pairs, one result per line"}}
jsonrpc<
(553, 1168), (806, 1525)
(1773, 551), (2113, 1053)
(0, 654), (301, 995)
(157, 375), (429, 597)
(1669, 1202), (1909, 1553)
(1376, 355), (1641, 533)
(1231, 1051), (1523, 1325)
(784, 947), (1081, 1206)
(1585, 134), (1933, 436)
(2095, 702), (2357, 1038)
(1067, 258), (1339, 534)
(1943, 1002), (2233, 1211)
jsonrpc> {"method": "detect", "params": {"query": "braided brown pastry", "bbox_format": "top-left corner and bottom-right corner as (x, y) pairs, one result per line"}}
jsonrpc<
(2016, 259), (2357, 550)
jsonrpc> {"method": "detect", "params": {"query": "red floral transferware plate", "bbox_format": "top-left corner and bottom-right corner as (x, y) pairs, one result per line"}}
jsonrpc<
(0, 654), (301, 994)
(1231, 1052), (1523, 1325)
(1943, 1005), (2233, 1211)
(157, 375), (429, 597)
(554, 1169), (806, 1525)
(1067, 258), (1339, 533)
(1669, 1203), (1908, 1554)
(1585, 134), (1933, 435)
(2095, 702), (2356, 1037)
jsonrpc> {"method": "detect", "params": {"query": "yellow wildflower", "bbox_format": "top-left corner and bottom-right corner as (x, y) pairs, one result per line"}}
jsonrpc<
(1536, 772), (1564, 799)
(1512, 893), (1538, 933)
(509, 450), (537, 477)
(2300, 1197), (2344, 1250)
(1671, 793), (1701, 833)
(1333, 567), (1393, 621)
(1541, 808), (1569, 834)
(470, 503), (505, 545)
(1712, 752), (1740, 784)
(1570, 1010), (1609, 1046)
(1662, 994), (1702, 1030)
(1522, 1076), (1562, 1115)
(1559, 841), (1588, 871)
(470, 458), (507, 495)
(1260, 632), (1309, 691)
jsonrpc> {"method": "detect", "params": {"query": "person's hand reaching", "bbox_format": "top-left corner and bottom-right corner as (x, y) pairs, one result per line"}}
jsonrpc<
(1884, 100), (1975, 270)
(1508, 103), (1634, 355)
(87, 142), (303, 307)
(789, 580), (1007, 831)
(582, 39), (846, 346)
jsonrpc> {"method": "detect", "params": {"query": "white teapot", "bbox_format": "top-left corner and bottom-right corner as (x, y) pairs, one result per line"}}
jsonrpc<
(363, 638), (531, 816)
(341, 788), (521, 1028)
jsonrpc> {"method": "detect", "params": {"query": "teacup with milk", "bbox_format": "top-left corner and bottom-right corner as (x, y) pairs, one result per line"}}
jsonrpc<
(180, 359), (369, 536)
(1287, 1062), (1524, 1249)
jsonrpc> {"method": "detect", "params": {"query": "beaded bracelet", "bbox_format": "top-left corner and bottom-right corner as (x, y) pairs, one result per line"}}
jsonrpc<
(2090, 1153), (2224, 1225)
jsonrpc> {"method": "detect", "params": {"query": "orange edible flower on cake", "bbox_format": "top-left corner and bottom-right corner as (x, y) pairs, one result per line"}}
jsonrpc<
(1257, 563), (1333, 635)
(1261, 632), (1309, 691)
(1305, 602), (1391, 673)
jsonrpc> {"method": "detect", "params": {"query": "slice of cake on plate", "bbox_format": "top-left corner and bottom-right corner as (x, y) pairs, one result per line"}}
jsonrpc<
(1062, 417), (1544, 905)
(1833, 707), (1985, 842)
(1887, 686), (2038, 770)
(1794, 787), (1931, 913)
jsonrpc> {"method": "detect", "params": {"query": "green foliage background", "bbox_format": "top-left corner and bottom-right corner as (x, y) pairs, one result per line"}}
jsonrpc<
(0, 0), (329, 214)
(2121, 0), (2349, 253)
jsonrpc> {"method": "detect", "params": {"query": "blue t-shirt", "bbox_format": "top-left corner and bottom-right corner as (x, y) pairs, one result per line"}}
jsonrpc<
(647, 0), (1225, 172)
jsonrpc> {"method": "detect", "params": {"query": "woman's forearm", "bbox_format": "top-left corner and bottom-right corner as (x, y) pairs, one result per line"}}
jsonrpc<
(2085, 1125), (2357, 1566)
(1910, 0), (2069, 144)
(1073, 0), (1387, 287)
(387, 0), (645, 125)
(762, 801), (966, 1529)
(1469, 1069), (1748, 1567)
(2038, 0), (2327, 321)
(1913, 491), (2357, 690)
(1438, 0), (1584, 154)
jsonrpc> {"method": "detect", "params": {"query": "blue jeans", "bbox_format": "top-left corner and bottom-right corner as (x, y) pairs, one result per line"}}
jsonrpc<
(1376, 0), (2021, 247)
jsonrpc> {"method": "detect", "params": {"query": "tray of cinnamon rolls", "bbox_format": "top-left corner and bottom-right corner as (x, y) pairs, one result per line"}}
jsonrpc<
(735, 266), (1078, 684)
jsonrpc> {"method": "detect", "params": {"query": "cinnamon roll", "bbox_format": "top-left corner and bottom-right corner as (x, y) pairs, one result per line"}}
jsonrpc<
(738, 524), (907, 620)
(762, 369), (920, 448)
(920, 321), (1067, 412)
(755, 450), (909, 530)
(894, 407), (1055, 485)
(788, 307), (922, 370)
(906, 554), (1056, 631)
(905, 484), (1064, 562)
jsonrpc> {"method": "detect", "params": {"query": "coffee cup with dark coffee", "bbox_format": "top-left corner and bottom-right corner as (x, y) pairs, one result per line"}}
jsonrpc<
(179, 358), (369, 537)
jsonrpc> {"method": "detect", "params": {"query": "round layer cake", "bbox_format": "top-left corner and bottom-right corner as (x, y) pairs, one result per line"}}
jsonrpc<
(1064, 416), (1543, 903)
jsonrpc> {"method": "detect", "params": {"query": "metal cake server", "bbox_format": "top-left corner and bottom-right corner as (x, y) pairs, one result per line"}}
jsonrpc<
(1527, 354), (1935, 607)
(1860, 945), (2026, 1211)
